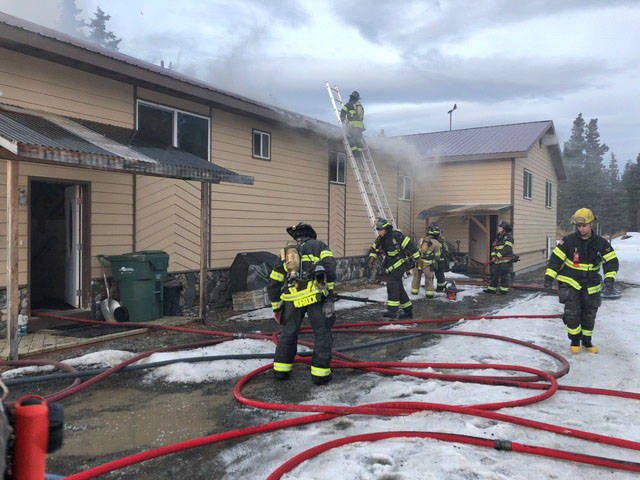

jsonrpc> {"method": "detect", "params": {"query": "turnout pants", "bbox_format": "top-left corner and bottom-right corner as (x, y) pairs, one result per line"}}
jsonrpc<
(387, 268), (412, 312)
(487, 262), (511, 293)
(411, 265), (435, 297)
(274, 296), (333, 378)
(347, 127), (364, 152)
(559, 286), (601, 346)
(434, 267), (446, 291)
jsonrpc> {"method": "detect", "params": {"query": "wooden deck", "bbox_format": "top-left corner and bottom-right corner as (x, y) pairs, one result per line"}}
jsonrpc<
(1, 316), (196, 359)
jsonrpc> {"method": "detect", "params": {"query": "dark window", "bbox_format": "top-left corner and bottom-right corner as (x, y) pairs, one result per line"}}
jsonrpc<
(252, 129), (271, 160)
(137, 103), (173, 146)
(398, 175), (412, 201)
(545, 180), (552, 208)
(523, 169), (533, 199)
(178, 112), (209, 160)
(329, 152), (346, 183)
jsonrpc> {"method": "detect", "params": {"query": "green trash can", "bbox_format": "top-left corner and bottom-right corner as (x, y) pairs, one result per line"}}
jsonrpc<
(104, 250), (169, 322)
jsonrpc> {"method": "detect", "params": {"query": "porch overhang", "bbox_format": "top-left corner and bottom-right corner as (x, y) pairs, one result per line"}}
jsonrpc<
(418, 203), (512, 219)
(0, 104), (253, 185)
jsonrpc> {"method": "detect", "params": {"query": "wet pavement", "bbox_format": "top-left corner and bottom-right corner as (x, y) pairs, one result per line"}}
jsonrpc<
(7, 269), (548, 478)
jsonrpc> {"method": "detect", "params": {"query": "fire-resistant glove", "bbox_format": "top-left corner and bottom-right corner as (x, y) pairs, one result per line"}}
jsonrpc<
(273, 309), (282, 324)
(314, 265), (327, 286)
(543, 277), (554, 292)
(604, 277), (615, 294)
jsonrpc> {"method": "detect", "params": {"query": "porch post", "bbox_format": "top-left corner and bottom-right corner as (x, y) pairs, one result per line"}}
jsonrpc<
(6, 159), (19, 359)
(199, 182), (210, 321)
(485, 215), (491, 264)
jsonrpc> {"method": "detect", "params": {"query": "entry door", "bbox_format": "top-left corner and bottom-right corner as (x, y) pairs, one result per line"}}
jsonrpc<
(64, 185), (82, 307)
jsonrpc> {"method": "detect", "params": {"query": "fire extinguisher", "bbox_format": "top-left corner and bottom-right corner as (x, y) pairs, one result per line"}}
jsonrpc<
(10, 395), (64, 480)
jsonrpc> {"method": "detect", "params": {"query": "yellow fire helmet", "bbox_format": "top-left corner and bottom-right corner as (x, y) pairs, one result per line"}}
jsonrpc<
(571, 208), (596, 224)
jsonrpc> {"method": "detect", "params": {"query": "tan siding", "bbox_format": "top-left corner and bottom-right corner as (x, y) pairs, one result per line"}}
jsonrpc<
(0, 159), (134, 286)
(137, 88), (210, 116)
(0, 47), (133, 127)
(209, 110), (329, 268)
(513, 143), (558, 272)
(329, 183), (345, 257)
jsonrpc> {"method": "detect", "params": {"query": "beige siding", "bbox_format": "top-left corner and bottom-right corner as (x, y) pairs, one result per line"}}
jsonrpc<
(438, 217), (469, 253)
(209, 110), (330, 267)
(137, 88), (210, 116)
(396, 200), (412, 234)
(0, 159), (134, 286)
(0, 47), (133, 127)
(328, 182), (345, 257)
(513, 143), (558, 271)
(136, 176), (202, 272)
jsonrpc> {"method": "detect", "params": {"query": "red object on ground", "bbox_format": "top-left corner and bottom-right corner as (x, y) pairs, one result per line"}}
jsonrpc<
(13, 395), (49, 480)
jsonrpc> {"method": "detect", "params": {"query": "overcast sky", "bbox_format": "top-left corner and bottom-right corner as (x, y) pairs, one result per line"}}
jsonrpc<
(2, 0), (639, 165)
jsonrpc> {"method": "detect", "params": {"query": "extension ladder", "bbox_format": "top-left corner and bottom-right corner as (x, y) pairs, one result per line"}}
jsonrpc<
(325, 82), (395, 231)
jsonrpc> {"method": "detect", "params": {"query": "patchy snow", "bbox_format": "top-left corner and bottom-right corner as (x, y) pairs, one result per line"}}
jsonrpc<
(612, 231), (640, 285)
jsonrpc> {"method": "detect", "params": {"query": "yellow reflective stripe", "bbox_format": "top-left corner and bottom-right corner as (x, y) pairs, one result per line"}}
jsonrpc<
(563, 259), (589, 271)
(495, 245), (505, 250)
(495, 252), (503, 257)
(412, 252), (420, 259)
(320, 250), (334, 259)
(401, 236), (410, 248)
(557, 275), (582, 290)
(272, 300), (283, 310)
(587, 284), (602, 294)
(387, 300), (400, 306)
(590, 263), (602, 271)
(273, 362), (293, 372)
(582, 329), (593, 337)
(485, 286), (497, 291)
(504, 241), (513, 247)
(270, 270), (285, 282)
(567, 326), (581, 335)
(545, 268), (558, 279)
(387, 250), (399, 256)
(327, 282), (335, 289)
(603, 251), (617, 262)
(604, 271), (617, 279)
(386, 258), (405, 272)
(553, 247), (567, 261)
(495, 259), (511, 264)
(301, 254), (320, 262)
(310, 366), (331, 377)
(400, 301), (412, 309)
(411, 288), (419, 294)
(349, 120), (364, 128)
(369, 252), (377, 258)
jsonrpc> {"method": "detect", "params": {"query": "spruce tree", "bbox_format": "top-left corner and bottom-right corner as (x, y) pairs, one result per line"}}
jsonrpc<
(622, 154), (640, 231)
(583, 118), (609, 231)
(88, 7), (122, 51)
(58, 0), (86, 37)
(558, 114), (587, 229)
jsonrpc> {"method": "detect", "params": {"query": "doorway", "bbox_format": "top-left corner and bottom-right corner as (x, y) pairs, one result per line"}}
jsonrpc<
(29, 179), (88, 309)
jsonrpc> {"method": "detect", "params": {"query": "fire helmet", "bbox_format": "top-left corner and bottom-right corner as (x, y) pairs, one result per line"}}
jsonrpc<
(375, 218), (392, 231)
(350, 90), (360, 101)
(571, 208), (596, 225)
(498, 221), (512, 232)
(287, 222), (317, 240)
(427, 223), (440, 236)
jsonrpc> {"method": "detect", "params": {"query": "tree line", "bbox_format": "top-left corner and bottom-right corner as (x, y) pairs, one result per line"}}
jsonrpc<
(559, 113), (640, 234)
(59, 0), (121, 51)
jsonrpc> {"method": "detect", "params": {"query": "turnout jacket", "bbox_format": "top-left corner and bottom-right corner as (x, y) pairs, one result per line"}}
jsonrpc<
(268, 236), (336, 311)
(490, 233), (514, 264)
(340, 100), (364, 129)
(545, 232), (618, 293)
(368, 230), (419, 274)
(417, 237), (441, 270)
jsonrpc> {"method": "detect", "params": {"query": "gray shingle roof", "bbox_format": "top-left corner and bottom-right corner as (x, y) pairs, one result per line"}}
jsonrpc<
(398, 121), (554, 159)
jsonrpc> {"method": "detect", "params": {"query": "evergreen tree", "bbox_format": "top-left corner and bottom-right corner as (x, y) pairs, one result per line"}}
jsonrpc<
(583, 118), (609, 231)
(58, 0), (86, 37)
(88, 7), (122, 51)
(603, 152), (626, 233)
(558, 114), (587, 229)
(622, 153), (640, 231)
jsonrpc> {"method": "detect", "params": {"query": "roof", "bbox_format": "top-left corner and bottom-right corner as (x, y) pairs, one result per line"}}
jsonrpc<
(0, 104), (253, 184)
(397, 121), (565, 181)
(0, 12), (339, 139)
(417, 204), (512, 219)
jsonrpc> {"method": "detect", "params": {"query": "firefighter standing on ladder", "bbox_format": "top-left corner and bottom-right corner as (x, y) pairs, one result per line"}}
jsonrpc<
(340, 90), (365, 154)
(544, 208), (618, 354)
(268, 223), (337, 384)
(369, 218), (419, 318)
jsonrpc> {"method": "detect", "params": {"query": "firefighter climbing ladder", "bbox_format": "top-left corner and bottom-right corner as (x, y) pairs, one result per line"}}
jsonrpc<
(325, 82), (396, 230)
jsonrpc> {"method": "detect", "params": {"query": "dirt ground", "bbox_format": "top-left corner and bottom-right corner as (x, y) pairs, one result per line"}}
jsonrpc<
(7, 268), (548, 478)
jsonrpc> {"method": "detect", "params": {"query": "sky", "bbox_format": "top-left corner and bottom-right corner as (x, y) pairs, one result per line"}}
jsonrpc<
(1, 0), (639, 166)
(4, 232), (639, 478)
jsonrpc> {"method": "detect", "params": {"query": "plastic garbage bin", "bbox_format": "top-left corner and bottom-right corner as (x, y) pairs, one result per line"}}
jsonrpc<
(104, 251), (169, 322)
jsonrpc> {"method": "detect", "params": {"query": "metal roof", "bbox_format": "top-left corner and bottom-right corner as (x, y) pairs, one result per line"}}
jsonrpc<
(399, 121), (555, 158)
(418, 204), (512, 219)
(0, 105), (253, 184)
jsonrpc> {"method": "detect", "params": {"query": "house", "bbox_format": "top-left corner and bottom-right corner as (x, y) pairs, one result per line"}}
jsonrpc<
(395, 121), (565, 273)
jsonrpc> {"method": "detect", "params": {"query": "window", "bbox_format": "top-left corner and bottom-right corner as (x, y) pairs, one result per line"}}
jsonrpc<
(329, 152), (346, 184)
(523, 169), (533, 199)
(398, 175), (412, 201)
(136, 100), (210, 160)
(252, 129), (271, 160)
(545, 180), (552, 208)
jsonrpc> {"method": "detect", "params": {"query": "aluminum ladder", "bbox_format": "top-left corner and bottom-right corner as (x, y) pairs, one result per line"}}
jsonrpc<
(325, 82), (395, 230)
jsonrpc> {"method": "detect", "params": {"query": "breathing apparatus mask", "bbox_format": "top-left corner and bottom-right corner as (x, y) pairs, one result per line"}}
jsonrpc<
(281, 241), (301, 285)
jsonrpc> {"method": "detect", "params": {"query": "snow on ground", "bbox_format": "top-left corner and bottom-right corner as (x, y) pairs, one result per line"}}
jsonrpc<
(612, 232), (640, 285)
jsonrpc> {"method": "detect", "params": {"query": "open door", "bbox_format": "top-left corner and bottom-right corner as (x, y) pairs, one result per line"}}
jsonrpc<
(64, 185), (82, 307)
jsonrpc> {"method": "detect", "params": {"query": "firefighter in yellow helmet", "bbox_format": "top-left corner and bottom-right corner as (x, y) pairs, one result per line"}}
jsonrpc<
(267, 223), (337, 384)
(544, 208), (619, 354)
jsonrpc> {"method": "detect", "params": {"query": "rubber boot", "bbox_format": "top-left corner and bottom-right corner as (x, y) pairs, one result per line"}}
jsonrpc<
(582, 338), (598, 353)
(273, 370), (290, 380)
(398, 308), (413, 319)
(312, 373), (333, 385)
(383, 310), (398, 319)
(570, 339), (581, 354)
(483, 288), (496, 294)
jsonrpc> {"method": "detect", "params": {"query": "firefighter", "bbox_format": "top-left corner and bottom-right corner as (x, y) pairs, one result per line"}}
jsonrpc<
(339, 90), (365, 154)
(369, 218), (420, 318)
(484, 221), (514, 294)
(544, 208), (618, 353)
(426, 223), (449, 292)
(268, 223), (337, 384)
(411, 234), (441, 298)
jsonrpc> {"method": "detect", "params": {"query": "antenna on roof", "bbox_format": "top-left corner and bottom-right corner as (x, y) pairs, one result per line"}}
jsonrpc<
(448, 103), (457, 131)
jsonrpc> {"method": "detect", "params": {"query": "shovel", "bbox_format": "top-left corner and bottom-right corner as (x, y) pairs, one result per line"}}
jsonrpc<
(97, 255), (129, 322)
